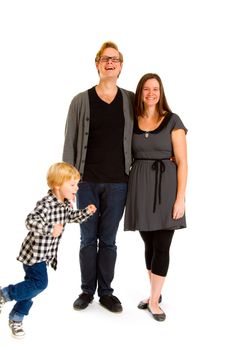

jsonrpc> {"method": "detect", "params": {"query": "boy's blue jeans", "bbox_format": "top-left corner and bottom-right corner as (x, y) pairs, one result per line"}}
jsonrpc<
(2, 261), (48, 321)
(77, 182), (127, 297)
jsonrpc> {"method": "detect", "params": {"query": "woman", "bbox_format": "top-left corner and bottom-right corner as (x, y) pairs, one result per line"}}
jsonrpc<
(124, 73), (188, 321)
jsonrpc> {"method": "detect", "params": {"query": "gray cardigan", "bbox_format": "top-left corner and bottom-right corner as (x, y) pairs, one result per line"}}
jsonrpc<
(62, 87), (134, 178)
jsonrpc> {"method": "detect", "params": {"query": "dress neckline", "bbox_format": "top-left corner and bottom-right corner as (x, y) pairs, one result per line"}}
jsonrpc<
(134, 112), (172, 135)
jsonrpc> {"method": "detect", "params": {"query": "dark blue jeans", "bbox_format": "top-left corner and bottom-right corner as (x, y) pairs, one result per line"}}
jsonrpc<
(3, 261), (48, 321)
(77, 182), (127, 297)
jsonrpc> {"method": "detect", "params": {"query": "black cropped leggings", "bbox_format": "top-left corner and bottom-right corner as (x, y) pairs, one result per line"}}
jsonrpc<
(139, 230), (174, 277)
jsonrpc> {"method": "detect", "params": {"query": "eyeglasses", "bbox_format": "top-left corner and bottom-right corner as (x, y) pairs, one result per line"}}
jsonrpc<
(99, 56), (121, 63)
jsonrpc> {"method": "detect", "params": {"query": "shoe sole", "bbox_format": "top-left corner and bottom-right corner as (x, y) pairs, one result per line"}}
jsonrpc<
(11, 334), (25, 339)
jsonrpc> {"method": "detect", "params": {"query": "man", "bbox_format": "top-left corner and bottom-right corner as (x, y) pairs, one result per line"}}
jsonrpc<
(62, 41), (134, 312)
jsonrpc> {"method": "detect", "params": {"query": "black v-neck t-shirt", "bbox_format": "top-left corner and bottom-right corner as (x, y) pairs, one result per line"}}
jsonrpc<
(83, 86), (128, 183)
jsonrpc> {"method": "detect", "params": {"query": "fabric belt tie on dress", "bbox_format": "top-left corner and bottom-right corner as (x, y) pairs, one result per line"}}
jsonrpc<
(134, 158), (170, 213)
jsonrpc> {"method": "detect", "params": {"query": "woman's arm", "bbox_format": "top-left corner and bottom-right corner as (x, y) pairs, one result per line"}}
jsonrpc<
(171, 128), (188, 219)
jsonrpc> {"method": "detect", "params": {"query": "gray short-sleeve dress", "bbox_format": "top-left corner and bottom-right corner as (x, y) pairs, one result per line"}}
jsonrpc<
(124, 112), (187, 232)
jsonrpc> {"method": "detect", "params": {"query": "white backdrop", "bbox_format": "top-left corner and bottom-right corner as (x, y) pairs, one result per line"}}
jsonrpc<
(0, 0), (232, 349)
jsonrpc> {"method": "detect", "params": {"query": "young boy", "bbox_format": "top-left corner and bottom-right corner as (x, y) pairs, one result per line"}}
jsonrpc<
(0, 162), (96, 339)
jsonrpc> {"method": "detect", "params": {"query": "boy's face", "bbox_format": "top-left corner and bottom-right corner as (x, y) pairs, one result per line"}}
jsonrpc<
(56, 177), (79, 202)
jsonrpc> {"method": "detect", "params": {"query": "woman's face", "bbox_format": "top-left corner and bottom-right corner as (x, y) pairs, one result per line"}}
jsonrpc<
(142, 78), (160, 107)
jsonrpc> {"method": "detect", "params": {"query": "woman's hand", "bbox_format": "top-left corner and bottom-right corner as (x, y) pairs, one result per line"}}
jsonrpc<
(172, 198), (185, 220)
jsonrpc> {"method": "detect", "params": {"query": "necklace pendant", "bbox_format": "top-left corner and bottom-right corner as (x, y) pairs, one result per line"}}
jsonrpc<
(145, 132), (149, 138)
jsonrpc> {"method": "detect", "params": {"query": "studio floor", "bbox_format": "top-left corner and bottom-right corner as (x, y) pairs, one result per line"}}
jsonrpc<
(0, 222), (232, 350)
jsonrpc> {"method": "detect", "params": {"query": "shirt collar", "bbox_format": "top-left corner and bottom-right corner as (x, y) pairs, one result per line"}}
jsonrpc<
(47, 189), (70, 207)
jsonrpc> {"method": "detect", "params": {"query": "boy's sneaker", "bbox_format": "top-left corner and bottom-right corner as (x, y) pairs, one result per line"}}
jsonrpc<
(9, 320), (25, 339)
(0, 287), (6, 313)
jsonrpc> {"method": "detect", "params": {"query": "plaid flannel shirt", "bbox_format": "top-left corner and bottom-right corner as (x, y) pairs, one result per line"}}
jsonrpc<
(17, 190), (92, 270)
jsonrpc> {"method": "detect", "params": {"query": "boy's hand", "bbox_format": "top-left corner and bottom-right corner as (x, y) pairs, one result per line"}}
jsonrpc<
(87, 204), (97, 215)
(52, 223), (63, 237)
